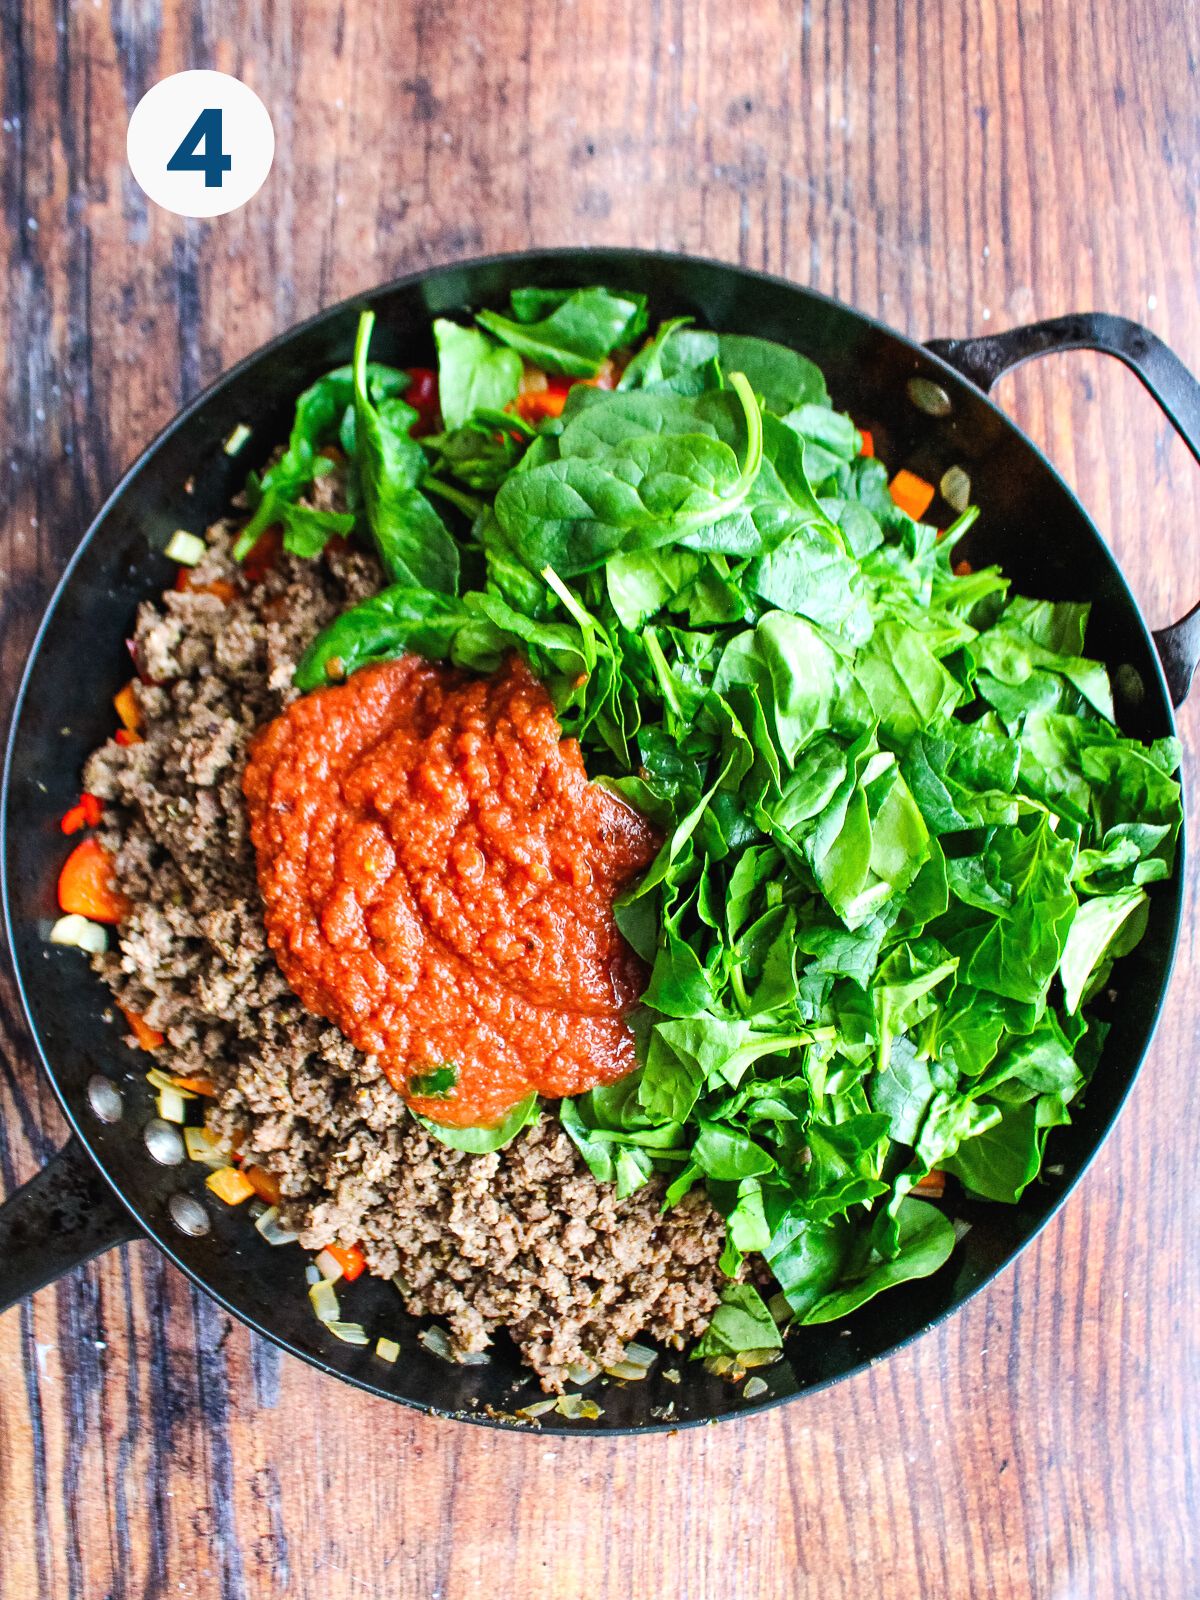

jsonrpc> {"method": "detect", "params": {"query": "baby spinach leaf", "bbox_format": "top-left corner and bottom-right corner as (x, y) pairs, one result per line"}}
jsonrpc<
(693, 1282), (782, 1357)
(716, 334), (829, 413)
(433, 319), (523, 430)
(477, 286), (648, 377)
(493, 374), (763, 575)
(354, 312), (460, 591)
(414, 1091), (539, 1153)
(1058, 887), (1148, 1013)
(799, 1198), (956, 1323)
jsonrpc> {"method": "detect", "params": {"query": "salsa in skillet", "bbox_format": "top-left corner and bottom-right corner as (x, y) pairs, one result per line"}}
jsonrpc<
(244, 653), (658, 1128)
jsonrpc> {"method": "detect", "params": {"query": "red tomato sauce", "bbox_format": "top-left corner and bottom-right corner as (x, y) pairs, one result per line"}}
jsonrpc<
(244, 656), (658, 1127)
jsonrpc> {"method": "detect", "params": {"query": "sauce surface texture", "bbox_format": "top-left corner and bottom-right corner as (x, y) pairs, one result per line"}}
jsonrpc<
(244, 656), (658, 1127)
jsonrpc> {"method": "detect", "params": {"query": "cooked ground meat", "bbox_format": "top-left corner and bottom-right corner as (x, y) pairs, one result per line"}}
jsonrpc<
(84, 524), (727, 1388)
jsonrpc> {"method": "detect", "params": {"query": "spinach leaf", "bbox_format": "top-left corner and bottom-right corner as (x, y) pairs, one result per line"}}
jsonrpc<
(477, 286), (648, 378)
(493, 373), (764, 575)
(414, 1091), (539, 1153)
(693, 1283), (782, 1357)
(716, 334), (829, 413)
(353, 312), (460, 591)
(433, 319), (523, 430)
(799, 1198), (956, 1323)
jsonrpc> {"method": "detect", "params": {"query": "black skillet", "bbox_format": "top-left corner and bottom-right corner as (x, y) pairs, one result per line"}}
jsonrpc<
(3, 251), (1200, 1436)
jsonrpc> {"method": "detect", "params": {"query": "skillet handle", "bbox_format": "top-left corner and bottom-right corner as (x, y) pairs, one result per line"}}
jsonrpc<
(927, 314), (1200, 708)
(0, 1136), (139, 1314)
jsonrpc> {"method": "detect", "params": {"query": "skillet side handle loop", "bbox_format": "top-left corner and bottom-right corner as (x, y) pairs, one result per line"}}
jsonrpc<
(927, 313), (1200, 707)
(0, 1136), (139, 1314)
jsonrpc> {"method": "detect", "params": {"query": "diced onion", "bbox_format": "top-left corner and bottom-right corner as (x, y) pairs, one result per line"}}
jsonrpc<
(662, 1367), (682, 1385)
(327, 1321), (369, 1346)
(49, 914), (108, 954)
(516, 1398), (557, 1419)
(555, 1393), (603, 1420)
(305, 1263), (321, 1287)
(164, 530), (207, 566)
(183, 1126), (227, 1166)
(743, 1376), (769, 1400)
(375, 1337), (400, 1363)
(308, 1279), (340, 1324)
(739, 1347), (782, 1369)
(621, 1341), (657, 1369)
(418, 1325), (454, 1361)
(603, 1361), (650, 1381)
(147, 1067), (196, 1097)
(314, 1247), (344, 1283)
(156, 1085), (189, 1124)
(565, 1357), (600, 1386)
(254, 1205), (299, 1246)
(455, 1349), (491, 1366)
(223, 423), (252, 456)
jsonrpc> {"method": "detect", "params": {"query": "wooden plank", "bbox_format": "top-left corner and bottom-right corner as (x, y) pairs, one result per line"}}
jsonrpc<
(1, 0), (1198, 1594)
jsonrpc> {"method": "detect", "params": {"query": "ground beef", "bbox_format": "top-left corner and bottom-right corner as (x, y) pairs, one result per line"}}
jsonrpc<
(84, 523), (727, 1389)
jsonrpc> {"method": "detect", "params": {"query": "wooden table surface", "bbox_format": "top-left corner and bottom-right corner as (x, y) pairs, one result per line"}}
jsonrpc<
(2, 1), (1199, 1595)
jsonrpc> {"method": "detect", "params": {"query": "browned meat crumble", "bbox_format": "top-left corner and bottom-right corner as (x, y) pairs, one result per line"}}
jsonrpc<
(83, 524), (726, 1388)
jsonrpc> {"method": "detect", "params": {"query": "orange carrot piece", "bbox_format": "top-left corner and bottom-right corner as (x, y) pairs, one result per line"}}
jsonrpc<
(206, 1167), (255, 1205)
(119, 1005), (164, 1051)
(82, 793), (104, 826)
(171, 1074), (218, 1097)
(911, 1169), (946, 1199)
(58, 837), (128, 924)
(889, 469), (935, 521)
(114, 728), (142, 747)
(61, 803), (87, 836)
(242, 526), (282, 583)
(244, 1165), (282, 1206)
(324, 1242), (367, 1282)
(516, 385), (570, 422)
(858, 428), (874, 458)
(113, 681), (142, 733)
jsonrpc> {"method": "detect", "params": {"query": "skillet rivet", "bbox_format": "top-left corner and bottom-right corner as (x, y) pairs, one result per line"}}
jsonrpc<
(907, 376), (953, 417)
(169, 1193), (211, 1237)
(144, 1116), (184, 1165)
(87, 1074), (124, 1123)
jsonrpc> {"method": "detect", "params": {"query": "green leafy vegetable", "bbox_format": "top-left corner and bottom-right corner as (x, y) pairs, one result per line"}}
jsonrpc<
(433, 319), (523, 430)
(260, 285), (1182, 1346)
(477, 286), (648, 377)
(414, 1091), (539, 1153)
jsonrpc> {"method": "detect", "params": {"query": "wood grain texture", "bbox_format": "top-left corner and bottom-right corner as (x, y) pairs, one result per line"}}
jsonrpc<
(2, 1), (1199, 1595)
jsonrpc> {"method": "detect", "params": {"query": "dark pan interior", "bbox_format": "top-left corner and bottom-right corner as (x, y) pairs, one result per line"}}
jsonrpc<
(1, 250), (1184, 1433)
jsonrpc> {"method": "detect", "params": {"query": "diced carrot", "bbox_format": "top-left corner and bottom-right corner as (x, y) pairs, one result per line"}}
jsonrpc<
(516, 383), (570, 422)
(114, 728), (142, 747)
(171, 1074), (217, 1097)
(176, 570), (238, 603)
(858, 428), (874, 458)
(206, 1166), (256, 1205)
(61, 803), (87, 836)
(113, 681), (141, 733)
(242, 525), (282, 583)
(82, 793), (104, 826)
(911, 1169), (946, 1199)
(58, 837), (128, 924)
(889, 469), (935, 521)
(324, 1242), (367, 1282)
(954, 558), (974, 577)
(243, 1165), (282, 1205)
(119, 1005), (164, 1051)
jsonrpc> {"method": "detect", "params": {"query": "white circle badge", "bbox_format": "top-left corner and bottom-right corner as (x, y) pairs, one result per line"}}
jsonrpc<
(126, 70), (274, 219)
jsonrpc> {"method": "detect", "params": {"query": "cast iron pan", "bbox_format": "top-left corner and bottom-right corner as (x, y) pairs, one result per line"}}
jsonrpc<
(2, 251), (1199, 1436)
